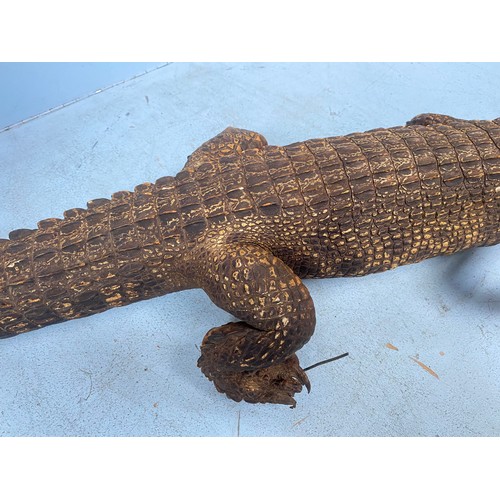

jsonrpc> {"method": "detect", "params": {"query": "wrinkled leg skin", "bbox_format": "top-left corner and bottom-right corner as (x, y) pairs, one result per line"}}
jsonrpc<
(196, 243), (315, 407)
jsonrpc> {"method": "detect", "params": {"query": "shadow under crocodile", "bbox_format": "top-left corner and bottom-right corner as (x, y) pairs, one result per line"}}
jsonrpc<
(440, 247), (500, 313)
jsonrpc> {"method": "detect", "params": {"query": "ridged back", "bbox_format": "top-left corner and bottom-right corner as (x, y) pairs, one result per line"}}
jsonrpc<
(2, 117), (499, 336)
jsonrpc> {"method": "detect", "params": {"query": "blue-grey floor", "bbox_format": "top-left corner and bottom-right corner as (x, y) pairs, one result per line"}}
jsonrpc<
(0, 63), (166, 130)
(0, 63), (499, 436)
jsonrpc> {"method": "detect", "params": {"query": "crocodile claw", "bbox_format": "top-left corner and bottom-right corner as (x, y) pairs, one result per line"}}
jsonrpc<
(297, 368), (311, 394)
(199, 353), (311, 407)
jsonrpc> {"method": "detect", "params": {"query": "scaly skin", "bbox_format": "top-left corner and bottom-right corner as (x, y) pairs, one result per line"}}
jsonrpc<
(1, 114), (499, 406)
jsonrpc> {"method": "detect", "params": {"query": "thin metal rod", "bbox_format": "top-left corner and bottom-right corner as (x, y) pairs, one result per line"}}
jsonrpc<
(303, 352), (349, 371)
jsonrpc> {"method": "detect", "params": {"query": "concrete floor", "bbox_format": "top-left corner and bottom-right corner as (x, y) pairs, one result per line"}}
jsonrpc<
(0, 63), (498, 436)
(0, 63), (166, 130)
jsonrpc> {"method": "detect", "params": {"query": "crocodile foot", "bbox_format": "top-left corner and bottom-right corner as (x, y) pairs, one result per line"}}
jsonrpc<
(198, 353), (311, 408)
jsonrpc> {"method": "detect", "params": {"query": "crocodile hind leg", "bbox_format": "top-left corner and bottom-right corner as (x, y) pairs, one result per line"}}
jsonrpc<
(182, 127), (268, 173)
(196, 242), (316, 407)
(406, 113), (467, 127)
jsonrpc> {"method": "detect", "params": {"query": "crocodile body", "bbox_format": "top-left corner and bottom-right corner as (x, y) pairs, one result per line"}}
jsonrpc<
(1, 113), (499, 406)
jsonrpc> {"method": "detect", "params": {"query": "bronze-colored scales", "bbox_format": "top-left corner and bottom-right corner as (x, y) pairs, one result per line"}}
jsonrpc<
(1, 114), (499, 406)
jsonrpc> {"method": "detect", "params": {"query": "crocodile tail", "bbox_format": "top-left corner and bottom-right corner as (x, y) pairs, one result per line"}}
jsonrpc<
(0, 177), (186, 339)
(1, 238), (22, 336)
(0, 232), (64, 337)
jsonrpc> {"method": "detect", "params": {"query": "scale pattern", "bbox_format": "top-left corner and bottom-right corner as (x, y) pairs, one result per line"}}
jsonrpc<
(1, 114), (499, 406)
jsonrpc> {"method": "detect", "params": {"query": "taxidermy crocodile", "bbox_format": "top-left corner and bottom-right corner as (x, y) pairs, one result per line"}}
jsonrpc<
(1, 113), (499, 407)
